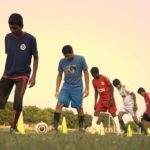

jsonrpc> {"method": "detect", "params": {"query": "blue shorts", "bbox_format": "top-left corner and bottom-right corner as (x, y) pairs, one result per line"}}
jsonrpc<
(58, 87), (83, 108)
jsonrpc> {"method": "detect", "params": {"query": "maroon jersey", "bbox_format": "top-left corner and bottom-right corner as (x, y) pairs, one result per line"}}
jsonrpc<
(144, 93), (150, 114)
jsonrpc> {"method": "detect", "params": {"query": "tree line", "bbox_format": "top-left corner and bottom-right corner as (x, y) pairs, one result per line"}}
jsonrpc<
(0, 102), (113, 129)
(1, 101), (148, 131)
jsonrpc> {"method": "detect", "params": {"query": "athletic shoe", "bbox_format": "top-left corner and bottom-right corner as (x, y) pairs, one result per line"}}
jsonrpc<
(79, 127), (85, 133)
(10, 128), (20, 135)
(49, 128), (58, 134)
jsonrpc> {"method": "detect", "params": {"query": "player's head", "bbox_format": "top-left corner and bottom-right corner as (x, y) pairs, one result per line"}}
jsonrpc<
(62, 45), (74, 60)
(8, 13), (23, 36)
(90, 67), (99, 79)
(137, 87), (146, 97)
(112, 79), (121, 89)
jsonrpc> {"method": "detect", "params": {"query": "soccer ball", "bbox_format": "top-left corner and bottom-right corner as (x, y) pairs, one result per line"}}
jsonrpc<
(35, 122), (48, 134)
(86, 124), (103, 135)
(86, 126), (97, 134)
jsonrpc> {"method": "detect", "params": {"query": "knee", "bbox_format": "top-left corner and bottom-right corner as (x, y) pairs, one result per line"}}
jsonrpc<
(118, 114), (122, 120)
(13, 101), (22, 112)
(77, 107), (84, 116)
(94, 112), (99, 117)
(111, 113), (116, 117)
(133, 117), (139, 124)
(14, 108), (22, 112)
(13, 104), (22, 112)
(55, 103), (63, 112)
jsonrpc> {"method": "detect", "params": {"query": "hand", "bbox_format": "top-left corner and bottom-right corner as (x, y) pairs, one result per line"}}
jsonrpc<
(28, 76), (36, 88)
(83, 89), (89, 98)
(109, 98), (114, 106)
(55, 91), (59, 99)
(133, 105), (138, 112)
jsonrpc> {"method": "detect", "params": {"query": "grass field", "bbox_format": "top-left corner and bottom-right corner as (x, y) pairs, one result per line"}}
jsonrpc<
(0, 129), (150, 150)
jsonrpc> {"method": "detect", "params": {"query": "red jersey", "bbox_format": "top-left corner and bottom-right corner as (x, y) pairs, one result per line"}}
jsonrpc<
(144, 93), (150, 114)
(92, 75), (112, 101)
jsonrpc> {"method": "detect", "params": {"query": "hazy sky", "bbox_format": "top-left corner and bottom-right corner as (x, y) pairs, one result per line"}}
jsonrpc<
(0, 0), (150, 122)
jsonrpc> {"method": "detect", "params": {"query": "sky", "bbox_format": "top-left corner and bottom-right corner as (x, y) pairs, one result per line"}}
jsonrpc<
(0, 0), (150, 122)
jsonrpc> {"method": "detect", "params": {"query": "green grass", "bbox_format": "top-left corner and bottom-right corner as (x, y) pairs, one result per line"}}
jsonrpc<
(0, 129), (150, 150)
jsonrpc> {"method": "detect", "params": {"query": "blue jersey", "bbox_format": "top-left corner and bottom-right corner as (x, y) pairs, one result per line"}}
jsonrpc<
(58, 55), (88, 88)
(4, 33), (38, 78)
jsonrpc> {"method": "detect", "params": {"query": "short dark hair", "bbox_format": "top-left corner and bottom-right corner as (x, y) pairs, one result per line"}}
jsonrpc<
(112, 79), (120, 87)
(62, 45), (73, 54)
(8, 13), (23, 27)
(137, 87), (145, 94)
(90, 67), (99, 74)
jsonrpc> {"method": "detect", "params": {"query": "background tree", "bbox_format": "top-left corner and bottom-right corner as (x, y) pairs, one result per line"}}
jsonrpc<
(97, 113), (114, 128)
(0, 101), (13, 125)
(0, 102), (114, 130)
(126, 121), (138, 132)
(23, 106), (54, 124)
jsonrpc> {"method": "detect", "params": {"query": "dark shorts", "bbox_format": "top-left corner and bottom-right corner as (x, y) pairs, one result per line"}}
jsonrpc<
(0, 77), (28, 111)
(142, 113), (150, 122)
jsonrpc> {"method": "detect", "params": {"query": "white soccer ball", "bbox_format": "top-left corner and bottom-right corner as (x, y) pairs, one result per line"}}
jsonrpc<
(35, 122), (48, 134)
(86, 126), (97, 134)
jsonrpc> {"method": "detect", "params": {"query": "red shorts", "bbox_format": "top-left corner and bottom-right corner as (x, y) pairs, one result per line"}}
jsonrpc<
(96, 99), (117, 114)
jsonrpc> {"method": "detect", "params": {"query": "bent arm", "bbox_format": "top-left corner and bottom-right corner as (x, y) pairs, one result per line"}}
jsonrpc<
(31, 54), (39, 78)
(83, 70), (89, 97)
(94, 89), (98, 105)
(84, 70), (89, 91)
(56, 72), (63, 92)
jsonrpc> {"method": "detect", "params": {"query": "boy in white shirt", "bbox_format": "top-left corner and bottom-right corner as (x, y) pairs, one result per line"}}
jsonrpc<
(113, 79), (147, 135)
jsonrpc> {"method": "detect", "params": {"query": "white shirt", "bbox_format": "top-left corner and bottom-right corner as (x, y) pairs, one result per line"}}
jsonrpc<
(118, 85), (134, 107)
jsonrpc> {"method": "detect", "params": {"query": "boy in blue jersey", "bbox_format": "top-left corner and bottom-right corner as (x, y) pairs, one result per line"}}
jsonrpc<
(53, 45), (89, 132)
(0, 13), (39, 134)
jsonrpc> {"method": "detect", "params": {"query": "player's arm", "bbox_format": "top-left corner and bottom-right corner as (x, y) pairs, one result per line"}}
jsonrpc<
(83, 70), (89, 97)
(29, 54), (39, 88)
(130, 92), (138, 111)
(147, 97), (150, 117)
(94, 88), (98, 110)
(55, 72), (63, 99)
(103, 76), (114, 106)
(109, 84), (114, 106)
(5, 35), (8, 54)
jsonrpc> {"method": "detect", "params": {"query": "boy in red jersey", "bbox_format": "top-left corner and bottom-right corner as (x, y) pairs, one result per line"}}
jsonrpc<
(90, 67), (120, 133)
(138, 87), (150, 129)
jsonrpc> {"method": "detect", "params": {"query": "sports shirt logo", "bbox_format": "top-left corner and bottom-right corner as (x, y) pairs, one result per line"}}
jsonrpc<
(20, 44), (26, 50)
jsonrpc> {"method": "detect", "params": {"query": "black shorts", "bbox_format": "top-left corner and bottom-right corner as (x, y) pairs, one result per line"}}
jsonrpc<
(0, 77), (28, 111)
(142, 113), (150, 122)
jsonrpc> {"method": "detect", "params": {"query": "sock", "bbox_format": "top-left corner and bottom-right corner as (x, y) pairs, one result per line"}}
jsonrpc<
(11, 111), (21, 129)
(92, 116), (98, 127)
(119, 119), (127, 133)
(138, 122), (147, 134)
(113, 116), (121, 133)
(53, 112), (61, 130)
(78, 115), (84, 128)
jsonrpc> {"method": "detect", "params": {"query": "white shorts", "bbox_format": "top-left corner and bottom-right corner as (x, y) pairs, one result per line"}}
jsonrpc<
(119, 106), (137, 117)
